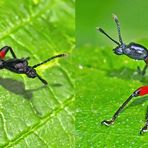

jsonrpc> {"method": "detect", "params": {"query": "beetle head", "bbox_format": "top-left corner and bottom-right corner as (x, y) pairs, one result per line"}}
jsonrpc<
(113, 44), (126, 55)
(26, 66), (37, 78)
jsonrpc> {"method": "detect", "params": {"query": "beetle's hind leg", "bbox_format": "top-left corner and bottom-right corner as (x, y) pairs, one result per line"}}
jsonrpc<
(0, 46), (17, 59)
(140, 106), (148, 135)
(101, 93), (137, 126)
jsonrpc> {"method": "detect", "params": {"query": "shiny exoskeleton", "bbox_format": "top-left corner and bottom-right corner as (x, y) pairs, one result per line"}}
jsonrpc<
(0, 46), (66, 85)
(97, 14), (148, 75)
(97, 15), (148, 134)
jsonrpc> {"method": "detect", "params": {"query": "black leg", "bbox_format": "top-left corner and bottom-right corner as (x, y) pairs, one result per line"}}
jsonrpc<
(137, 66), (141, 75)
(36, 74), (48, 85)
(140, 106), (148, 135)
(137, 64), (148, 75)
(0, 46), (17, 58)
(142, 64), (148, 75)
(101, 93), (138, 126)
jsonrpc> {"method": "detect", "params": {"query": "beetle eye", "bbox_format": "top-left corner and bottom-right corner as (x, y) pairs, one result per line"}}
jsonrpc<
(113, 47), (123, 55)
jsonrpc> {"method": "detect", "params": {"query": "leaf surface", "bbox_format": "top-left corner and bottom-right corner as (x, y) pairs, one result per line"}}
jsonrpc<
(0, 0), (75, 147)
(75, 46), (148, 147)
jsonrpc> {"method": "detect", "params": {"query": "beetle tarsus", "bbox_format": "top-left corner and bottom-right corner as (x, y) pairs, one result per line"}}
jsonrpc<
(101, 119), (114, 126)
(140, 125), (148, 135)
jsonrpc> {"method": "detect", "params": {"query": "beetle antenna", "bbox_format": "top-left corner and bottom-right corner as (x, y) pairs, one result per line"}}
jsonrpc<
(33, 53), (67, 68)
(96, 27), (120, 45)
(112, 14), (123, 45)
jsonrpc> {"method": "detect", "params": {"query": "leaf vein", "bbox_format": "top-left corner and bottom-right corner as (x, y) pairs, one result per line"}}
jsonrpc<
(3, 95), (74, 147)
(0, 1), (55, 41)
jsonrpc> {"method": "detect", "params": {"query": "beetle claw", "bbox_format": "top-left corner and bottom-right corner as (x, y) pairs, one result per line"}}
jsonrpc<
(101, 119), (114, 126)
(140, 125), (148, 135)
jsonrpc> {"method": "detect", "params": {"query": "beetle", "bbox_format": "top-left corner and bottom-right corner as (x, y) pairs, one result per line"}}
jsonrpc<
(97, 15), (148, 134)
(0, 46), (66, 85)
(97, 14), (148, 75)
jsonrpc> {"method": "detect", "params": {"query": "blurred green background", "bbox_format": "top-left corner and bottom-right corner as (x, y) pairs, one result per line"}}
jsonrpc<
(76, 0), (148, 47)
(75, 0), (148, 147)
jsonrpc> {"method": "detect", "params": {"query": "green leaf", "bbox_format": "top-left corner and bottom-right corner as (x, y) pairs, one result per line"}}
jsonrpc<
(0, 0), (74, 147)
(76, 0), (148, 147)
(75, 45), (148, 147)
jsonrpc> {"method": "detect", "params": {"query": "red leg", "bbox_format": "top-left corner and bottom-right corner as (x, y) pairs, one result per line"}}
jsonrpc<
(102, 86), (148, 126)
(0, 46), (16, 59)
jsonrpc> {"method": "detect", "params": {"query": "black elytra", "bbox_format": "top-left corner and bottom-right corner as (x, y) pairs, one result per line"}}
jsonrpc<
(97, 14), (148, 75)
(0, 46), (66, 85)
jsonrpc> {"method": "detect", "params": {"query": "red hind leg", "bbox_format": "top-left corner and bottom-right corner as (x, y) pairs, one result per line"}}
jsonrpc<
(101, 86), (148, 126)
(0, 46), (16, 59)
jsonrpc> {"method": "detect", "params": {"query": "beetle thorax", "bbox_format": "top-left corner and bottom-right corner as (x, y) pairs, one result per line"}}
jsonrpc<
(123, 43), (148, 60)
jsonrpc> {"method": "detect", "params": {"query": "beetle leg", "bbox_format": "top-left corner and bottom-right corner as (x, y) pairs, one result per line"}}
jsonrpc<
(36, 73), (48, 85)
(140, 106), (148, 135)
(137, 66), (142, 75)
(101, 86), (148, 126)
(137, 64), (148, 76)
(101, 93), (137, 126)
(0, 46), (16, 59)
(141, 64), (148, 75)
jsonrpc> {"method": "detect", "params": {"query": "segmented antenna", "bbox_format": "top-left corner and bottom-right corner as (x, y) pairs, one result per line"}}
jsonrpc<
(33, 53), (67, 68)
(112, 14), (123, 44)
(96, 27), (120, 45)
